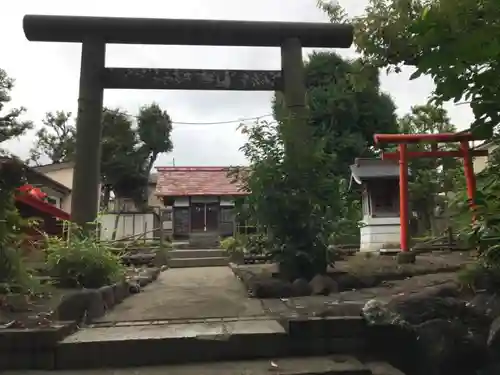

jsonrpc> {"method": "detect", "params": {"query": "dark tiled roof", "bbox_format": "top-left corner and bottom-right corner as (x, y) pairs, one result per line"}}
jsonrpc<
(350, 158), (401, 184)
(155, 166), (247, 197)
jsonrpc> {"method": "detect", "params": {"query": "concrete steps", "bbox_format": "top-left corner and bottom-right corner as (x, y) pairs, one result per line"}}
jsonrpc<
(168, 249), (228, 268)
(2, 317), (406, 373)
(170, 249), (225, 258)
(53, 318), (372, 370)
(168, 257), (228, 268)
(49, 356), (378, 374)
(188, 232), (220, 248)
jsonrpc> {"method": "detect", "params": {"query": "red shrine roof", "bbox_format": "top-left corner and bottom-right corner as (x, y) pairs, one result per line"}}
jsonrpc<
(16, 185), (70, 221)
(155, 166), (248, 197)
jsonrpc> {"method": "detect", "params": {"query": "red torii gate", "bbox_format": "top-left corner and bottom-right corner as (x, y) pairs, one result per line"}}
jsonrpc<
(373, 132), (488, 253)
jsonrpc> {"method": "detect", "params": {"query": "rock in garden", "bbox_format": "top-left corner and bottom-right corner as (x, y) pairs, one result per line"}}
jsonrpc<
(56, 291), (86, 322)
(335, 273), (364, 290)
(56, 289), (105, 323)
(249, 277), (293, 298)
(112, 281), (130, 303)
(84, 289), (107, 322)
(362, 299), (406, 326)
(135, 274), (152, 287)
(396, 252), (416, 264)
(99, 285), (115, 310)
(144, 267), (160, 281)
(128, 282), (141, 294)
(487, 316), (500, 358)
(291, 278), (312, 296)
(362, 283), (493, 375)
(381, 283), (465, 325)
(415, 318), (488, 375)
(469, 293), (500, 319)
(309, 274), (338, 295)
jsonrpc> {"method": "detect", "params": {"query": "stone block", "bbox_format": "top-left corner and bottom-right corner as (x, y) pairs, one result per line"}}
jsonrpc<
(323, 316), (367, 337)
(136, 275), (152, 287)
(397, 251), (416, 264)
(286, 317), (325, 338)
(112, 280), (130, 303)
(99, 285), (115, 310)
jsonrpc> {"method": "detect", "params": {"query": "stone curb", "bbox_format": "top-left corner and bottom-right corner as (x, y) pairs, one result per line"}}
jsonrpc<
(0, 267), (164, 370)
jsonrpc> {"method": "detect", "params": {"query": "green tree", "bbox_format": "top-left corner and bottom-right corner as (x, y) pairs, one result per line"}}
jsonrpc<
(235, 52), (398, 278)
(318, 0), (500, 136)
(28, 111), (75, 164)
(273, 52), (398, 244)
(0, 69), (37, 292)
(235, 119), (340, 280)
(137, 103), (173, 176)
(0, 68), (32, 150)
(30, 104), (173, 210)
(99, 108), (142, 209)
(274, 52), (398, 178)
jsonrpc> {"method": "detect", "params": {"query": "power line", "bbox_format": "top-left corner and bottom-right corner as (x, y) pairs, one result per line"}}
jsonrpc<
(104, 109), (274, 126)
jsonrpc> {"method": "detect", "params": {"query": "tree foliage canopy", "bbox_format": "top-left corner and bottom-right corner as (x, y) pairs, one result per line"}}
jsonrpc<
(0, 69), (37, 292)
(29, 111), (75, 164)
(0, 68), (32, 149)
(30, 103), (173, 210)
(318, 0), (500, 136)
(274, 51), (398, 177)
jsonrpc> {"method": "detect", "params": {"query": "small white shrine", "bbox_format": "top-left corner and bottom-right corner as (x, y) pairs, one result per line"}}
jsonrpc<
(350, 158), (405, 252)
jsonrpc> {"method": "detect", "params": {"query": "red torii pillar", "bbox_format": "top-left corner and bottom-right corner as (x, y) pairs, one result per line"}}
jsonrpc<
(373, 132), (487, 252)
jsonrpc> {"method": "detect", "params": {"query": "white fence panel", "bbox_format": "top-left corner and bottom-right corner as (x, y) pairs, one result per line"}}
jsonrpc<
(99, 213), (156, 241)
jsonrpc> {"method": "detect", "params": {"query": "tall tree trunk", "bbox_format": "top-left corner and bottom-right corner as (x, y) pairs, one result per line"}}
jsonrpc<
(145, 152), (157, 176)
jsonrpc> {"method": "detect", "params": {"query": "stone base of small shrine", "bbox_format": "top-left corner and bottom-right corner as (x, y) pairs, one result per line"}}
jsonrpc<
(360, 217), (400, 253)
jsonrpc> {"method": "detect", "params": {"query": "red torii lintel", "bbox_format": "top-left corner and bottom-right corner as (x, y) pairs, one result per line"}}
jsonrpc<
(382, 150), (488, 160)
(374, 132), (484, 253)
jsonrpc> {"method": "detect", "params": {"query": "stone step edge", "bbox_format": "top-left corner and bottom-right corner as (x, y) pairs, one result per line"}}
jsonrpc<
(55, 336), (368, 369)
(69, 356), (375, 375)
(168, 257), (229, 267)
(88, 314), (273, 327)
(2, 317), (372, 370)
(169, 250), (226, 258)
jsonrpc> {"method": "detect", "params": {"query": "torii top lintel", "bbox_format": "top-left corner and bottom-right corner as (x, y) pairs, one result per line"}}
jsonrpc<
(23, 15), (354, 48)
(374, 132), (479, 145)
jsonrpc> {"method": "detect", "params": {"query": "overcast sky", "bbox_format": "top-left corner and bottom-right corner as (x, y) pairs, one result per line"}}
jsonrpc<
(1, 0), (474, 167)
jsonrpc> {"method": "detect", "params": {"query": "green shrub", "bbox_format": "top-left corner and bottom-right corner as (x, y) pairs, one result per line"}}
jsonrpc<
(458, 262), (500, 292)
(0, 159), (41, 295)
(46, 227), (125, 289)
(220, 236), (242, 255)
(243, 233), (270, 256)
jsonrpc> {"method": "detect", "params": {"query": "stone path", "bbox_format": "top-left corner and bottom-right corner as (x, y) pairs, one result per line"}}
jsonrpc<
(96, 266), (265, 322)
(5, 356), (400, 375)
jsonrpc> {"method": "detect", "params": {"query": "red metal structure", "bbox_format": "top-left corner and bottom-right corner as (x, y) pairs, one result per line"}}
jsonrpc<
(15, 184), (71, 259)
(16, 184), (70, 222)
(374, 132), (487, 252)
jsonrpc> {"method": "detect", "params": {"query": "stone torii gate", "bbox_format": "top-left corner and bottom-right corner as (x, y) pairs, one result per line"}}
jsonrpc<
(23, 15), (353, 227)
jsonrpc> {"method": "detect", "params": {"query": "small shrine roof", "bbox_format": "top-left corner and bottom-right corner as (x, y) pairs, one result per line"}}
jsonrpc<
(350, 158), (403, 185)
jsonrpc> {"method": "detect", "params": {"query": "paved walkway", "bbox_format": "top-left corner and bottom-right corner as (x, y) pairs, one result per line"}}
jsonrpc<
(96, 266), (265, 322)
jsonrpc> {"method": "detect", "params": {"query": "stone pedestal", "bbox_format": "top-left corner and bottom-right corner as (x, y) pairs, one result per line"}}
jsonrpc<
(360, 217), (400, 253)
